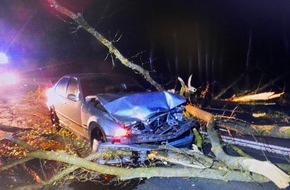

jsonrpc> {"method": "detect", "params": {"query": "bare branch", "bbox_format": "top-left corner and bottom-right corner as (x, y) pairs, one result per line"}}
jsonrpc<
(112, 30), (123, 42)
(47, 0), (163, 91)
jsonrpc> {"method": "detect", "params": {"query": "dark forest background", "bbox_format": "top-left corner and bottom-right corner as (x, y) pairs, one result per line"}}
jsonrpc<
(1, 0), (290, 92)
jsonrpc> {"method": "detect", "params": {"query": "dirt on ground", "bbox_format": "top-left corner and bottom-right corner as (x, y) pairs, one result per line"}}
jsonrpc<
(0, 87), (88, 189)
(0, 92), (47, 141)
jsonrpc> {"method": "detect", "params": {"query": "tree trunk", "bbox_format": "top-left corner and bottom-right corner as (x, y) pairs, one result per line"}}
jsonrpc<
(245, 29), (252, 89)
(24, 150), (270, 182)
(186, 105), (290, 139)
(1, 137), (271, 189)
(186, 104), (290, 189)
(207, 118), (290, 189)
(196, 23), (203, 83)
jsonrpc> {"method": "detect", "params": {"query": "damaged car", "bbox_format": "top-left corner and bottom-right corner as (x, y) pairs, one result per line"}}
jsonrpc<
(46, 73), (197, 162)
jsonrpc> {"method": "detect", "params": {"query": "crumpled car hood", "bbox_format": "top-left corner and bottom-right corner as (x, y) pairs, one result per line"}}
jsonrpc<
(97, 91), (185, 122)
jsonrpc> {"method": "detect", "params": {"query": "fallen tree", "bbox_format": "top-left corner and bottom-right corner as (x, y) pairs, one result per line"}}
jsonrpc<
(207, 117), (289, 189)
(186, 105), (290, 139)
(47, 0), (163, 91)
(0, 136), (271, 190)
(1, 1), (289, 189)
(2, 123), (289, 189)
(186, 105), (290, 188)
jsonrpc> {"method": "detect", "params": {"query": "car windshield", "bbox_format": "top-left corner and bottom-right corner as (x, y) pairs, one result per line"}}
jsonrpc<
(80, 75), (146, 97)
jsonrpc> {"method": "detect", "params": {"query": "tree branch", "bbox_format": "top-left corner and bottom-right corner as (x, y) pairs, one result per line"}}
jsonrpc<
(216, 118), (290, 139)
(47, 0), (163, 91)
(185, 105), (290, 189)
(207, 118), (290, 189)
(25, 150), (269, 183)
(185, 105), (290, 139)
(1, 136), (273, 188)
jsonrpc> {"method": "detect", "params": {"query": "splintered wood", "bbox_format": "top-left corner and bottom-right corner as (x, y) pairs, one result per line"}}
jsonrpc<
(228, 92), (284, 102)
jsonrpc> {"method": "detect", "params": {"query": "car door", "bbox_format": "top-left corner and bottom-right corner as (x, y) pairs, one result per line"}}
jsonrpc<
(64, 77), (87, 138)
(53, 76), (70, 126)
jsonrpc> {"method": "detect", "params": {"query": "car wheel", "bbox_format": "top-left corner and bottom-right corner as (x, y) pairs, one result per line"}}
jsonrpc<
(90, 123), (106, 153)
(49, 107), (61, 131)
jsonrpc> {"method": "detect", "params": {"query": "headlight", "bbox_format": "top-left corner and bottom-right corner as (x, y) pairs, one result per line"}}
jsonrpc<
(113, 127), (129, 137)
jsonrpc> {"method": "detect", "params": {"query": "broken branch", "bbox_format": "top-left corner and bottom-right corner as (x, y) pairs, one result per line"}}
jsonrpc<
(185, 105), (290, 139)
(207, 118), (290, 189)
(185, 104), (290, 189)
(227, 92), (284, 102)
(47, 0), (163, 91)
(24, 150), (269, 183)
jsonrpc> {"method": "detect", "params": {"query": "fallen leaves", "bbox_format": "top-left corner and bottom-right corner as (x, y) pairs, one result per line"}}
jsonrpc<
(0, 90), (88, 159)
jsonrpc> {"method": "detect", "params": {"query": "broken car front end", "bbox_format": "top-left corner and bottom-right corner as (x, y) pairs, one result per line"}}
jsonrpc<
(98, 91), (196, 147)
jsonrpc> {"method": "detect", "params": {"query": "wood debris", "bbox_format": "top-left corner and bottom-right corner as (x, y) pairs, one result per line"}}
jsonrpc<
(227, 92), (284, 102)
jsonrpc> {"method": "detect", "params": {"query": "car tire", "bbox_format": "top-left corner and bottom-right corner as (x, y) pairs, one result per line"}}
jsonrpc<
(90, 123), (106, 153)
(49, 107), (61, 131)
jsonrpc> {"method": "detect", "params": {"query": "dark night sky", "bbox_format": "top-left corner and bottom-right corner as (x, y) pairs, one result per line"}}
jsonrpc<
(1, 0), (290, 89)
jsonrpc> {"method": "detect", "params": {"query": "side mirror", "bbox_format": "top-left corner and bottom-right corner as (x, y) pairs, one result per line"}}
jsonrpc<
(67, 94), (79, 101)
(85, 95), (98, 103)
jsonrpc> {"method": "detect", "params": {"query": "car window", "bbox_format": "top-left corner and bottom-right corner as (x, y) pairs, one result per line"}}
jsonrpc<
(80, 75), (145, 97)
(55, 77), (69, 97)
(66, 78), (79, 98)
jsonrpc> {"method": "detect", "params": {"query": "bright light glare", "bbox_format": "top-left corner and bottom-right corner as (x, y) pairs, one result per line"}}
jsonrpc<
(46, 88), (55, 108)
(0, 72), (18, 85)
(114, 128), (128, 137)
(0, 52), (8, 64)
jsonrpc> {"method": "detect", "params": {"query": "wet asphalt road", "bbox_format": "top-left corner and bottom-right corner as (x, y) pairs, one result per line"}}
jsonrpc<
(62, 177), (280, 190)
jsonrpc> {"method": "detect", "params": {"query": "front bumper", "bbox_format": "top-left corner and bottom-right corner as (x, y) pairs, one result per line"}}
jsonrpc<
(111, 119), (196, 146)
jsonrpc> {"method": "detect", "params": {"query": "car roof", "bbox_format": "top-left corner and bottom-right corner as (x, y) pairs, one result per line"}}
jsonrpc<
(63, 73), (127, 79)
